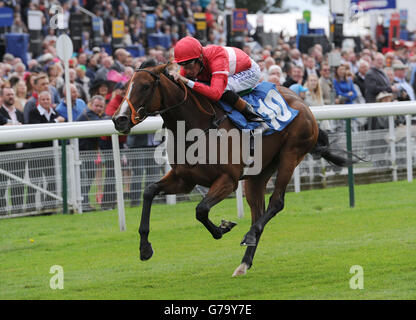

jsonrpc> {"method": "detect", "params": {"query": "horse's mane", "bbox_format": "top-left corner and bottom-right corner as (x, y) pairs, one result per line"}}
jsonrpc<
(137, 58), (158, 69)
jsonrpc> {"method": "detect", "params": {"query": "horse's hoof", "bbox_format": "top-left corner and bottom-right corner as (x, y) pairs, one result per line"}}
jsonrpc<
(232, 263), (248, 277)
(240, 232), (257, 246)
(140, 242), (154, 261)
(220, 220), (237, 234)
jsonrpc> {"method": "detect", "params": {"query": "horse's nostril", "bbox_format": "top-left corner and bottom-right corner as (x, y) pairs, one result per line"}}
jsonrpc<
(114, 115), (128, 126)
(113, 115), (130, 132)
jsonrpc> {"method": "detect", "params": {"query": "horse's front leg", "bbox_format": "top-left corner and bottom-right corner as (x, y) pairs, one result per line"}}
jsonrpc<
(196, 174), (238, 239)
(139, 170), (195, 261)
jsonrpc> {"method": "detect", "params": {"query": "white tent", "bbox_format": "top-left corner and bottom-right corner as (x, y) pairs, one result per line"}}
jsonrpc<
(247, 11), (330, 37)
(247, 0), (416, 38)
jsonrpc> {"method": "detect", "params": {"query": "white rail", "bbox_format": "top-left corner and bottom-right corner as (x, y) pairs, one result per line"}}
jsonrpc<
(1, 101), (415, 229)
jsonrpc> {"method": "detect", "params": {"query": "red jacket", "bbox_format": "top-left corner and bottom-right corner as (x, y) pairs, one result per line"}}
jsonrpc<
(103, 94), (126, 143)
(180, 45), (252, 101)
(105, 94), (123, 117)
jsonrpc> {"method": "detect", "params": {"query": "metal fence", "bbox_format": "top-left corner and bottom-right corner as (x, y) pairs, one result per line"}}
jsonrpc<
(284, 125), (416, 191)
(1, 124), (415, 218)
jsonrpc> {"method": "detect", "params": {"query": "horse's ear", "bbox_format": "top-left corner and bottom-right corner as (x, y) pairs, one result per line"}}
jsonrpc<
(164, 61), (178, 74)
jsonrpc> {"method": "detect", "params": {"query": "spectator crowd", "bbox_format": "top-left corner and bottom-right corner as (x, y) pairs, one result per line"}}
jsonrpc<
(1, 0), (416, 214)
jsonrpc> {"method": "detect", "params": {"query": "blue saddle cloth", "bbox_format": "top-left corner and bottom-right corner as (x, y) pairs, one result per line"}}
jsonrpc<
(218, 82), (299, 136)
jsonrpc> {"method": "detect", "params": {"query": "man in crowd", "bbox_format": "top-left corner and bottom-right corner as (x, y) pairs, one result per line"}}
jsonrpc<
(25, 91), (59, 211)
(111, 48), (129, 73)
(69, 68), (88, 103)
(392, 60), (415, 102)
(86, 54), (99, 82)
(267, 65), (284, 86)
(56, 84), (87, 122)
(0, 87), (25, 214)
(303, 56), (319, 83)
(354, 60), (370, 101)
(283, 64), (304, 88)
(364, 53), (393, 103)
(288, 48), (304, 68)
(23, 74), (52, 123)
(95, 56), (114, 81)
(76, 95), (110, 212)
(319, 62), (333, 105)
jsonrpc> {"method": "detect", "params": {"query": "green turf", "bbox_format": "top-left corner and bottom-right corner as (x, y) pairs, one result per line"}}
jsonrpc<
(1, 181), (415, 300)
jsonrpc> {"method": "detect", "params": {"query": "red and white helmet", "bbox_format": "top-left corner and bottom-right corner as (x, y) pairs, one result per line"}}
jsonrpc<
(173, 36), (202, 64)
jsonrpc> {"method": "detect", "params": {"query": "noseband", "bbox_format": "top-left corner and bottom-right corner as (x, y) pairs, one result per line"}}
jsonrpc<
(123, 68), (189, 125)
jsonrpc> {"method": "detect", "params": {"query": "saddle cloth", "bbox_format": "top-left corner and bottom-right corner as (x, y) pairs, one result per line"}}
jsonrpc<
(218, 81), (299, 135)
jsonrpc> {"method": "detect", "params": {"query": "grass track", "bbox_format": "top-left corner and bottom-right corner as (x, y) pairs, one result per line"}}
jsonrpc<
(0, 181), (415, 300)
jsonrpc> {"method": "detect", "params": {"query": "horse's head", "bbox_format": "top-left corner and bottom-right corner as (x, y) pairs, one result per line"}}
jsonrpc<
(112, 63), (168, 134)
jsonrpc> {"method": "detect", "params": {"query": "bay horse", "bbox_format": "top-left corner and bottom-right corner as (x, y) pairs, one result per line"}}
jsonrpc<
(112, 62), (353, 277)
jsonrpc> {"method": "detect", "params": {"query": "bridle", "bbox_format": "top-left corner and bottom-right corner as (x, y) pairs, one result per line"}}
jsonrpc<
(122, 68), (187, 124)
(122, 67), (215, 125)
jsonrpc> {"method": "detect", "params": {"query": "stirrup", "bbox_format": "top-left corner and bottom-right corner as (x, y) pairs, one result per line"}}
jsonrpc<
(245, 113), (264, 122)
(242, 103), (263, 122)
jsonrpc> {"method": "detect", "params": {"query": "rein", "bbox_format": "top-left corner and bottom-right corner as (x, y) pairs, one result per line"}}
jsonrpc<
(124, 67), (216, 124)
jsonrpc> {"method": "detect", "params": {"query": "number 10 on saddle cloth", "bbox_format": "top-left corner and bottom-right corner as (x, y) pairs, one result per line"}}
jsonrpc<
(218, 82), (299, 135)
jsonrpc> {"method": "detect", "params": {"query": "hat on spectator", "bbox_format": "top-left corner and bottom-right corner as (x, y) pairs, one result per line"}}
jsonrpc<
(68, 59), (76, 68)
(92, 47), (100, 54)
(289, 84), (308, 95)
(38, 53), (54, 64)
(392, 61), (408, 70)
(89, 78), (112, 96)
(107, 70), (129, 83)
(29, 65), (43, 73)
(376, 91), (393, 101)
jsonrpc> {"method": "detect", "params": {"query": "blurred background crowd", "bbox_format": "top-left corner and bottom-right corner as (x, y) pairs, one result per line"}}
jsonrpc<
(0, 1), (415, 131)
(1, 0), (416, 213)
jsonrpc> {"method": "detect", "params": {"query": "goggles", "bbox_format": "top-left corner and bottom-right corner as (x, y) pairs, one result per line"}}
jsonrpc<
(177, 59), (199, 67)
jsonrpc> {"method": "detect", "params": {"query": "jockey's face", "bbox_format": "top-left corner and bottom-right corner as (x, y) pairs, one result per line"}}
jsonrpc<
(181, 59), (201, 79)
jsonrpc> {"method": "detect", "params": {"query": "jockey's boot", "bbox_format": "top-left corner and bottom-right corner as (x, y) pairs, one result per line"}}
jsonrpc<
(234, 98), (263, 122)
(221, 90), (263, 122)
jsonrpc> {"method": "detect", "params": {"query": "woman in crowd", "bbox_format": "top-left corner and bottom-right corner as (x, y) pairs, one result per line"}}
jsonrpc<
(333, 64), (357, 104)
(305, 73), (333, 133)
(304, 74), (323, 106)
(13, 80), (28, 113)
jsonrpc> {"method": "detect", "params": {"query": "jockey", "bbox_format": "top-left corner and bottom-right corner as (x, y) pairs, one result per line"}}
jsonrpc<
(170, 36), (263, 122)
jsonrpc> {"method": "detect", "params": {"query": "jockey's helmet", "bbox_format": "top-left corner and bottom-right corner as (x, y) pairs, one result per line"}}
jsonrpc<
(173, 37), (202, 65)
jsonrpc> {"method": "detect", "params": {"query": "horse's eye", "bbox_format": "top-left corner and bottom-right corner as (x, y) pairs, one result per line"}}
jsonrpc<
(142, 84), (150, 90)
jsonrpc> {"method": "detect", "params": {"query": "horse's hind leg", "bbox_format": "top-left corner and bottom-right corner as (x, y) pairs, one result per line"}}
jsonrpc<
(139, 170), (195, 261)
(232, 175), (268, 276)
(241, 151), (303, 248)
(195, 174), (238, 239)
(233, 161), (279, 276)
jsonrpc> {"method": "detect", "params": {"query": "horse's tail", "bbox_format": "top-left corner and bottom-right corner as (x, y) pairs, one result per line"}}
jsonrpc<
(309, 128), (364, 167)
